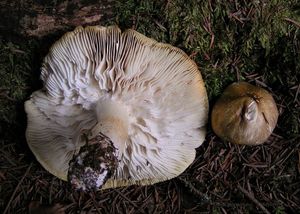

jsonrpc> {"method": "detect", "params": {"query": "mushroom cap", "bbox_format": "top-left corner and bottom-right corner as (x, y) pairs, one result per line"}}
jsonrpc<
(25, 26), (208, 189)
(211, 82), (278, 145)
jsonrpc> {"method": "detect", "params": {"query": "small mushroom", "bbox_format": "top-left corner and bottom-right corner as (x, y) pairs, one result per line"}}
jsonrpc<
(25, 26), (209, 191)
(211, 82), (278, 145)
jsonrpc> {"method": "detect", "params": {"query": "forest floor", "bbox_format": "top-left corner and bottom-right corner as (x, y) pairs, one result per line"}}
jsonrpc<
(0, 0), (299, 213)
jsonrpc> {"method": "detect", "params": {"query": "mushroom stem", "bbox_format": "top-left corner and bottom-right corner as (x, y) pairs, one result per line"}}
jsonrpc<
(92, 100), (129, 153)
(243, 99), (258, 121)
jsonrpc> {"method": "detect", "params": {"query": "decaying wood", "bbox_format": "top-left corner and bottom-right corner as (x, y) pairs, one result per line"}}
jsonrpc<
(0, 0), (114, 38)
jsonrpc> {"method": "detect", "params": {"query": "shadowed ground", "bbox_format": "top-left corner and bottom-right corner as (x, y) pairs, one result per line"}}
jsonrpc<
(0, 0), (299, 213)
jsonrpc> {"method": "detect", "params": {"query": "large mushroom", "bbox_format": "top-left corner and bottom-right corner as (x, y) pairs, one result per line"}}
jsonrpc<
(211, 82), (278, 145)
(25, 26), (209, 191)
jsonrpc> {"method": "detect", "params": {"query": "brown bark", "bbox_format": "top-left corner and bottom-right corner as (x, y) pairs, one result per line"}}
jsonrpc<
(0, 0), (114, 38)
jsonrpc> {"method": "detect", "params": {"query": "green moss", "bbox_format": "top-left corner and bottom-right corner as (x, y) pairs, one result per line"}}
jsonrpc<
(114, 0), (169, 42)
(0, 39), (43, 145)
(0, 41), (30, 123)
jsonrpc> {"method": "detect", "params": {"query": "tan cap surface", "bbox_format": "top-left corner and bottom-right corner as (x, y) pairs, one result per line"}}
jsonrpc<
(211, 82), (278, 145)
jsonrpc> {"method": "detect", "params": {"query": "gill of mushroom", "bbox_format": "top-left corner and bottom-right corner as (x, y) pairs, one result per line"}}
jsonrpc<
(25, 26), (209, 191)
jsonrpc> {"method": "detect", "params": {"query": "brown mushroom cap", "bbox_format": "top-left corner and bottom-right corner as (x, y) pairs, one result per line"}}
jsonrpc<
(211, 82), (279, 145)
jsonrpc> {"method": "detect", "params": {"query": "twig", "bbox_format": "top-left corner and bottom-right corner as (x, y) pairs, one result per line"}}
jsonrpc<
(177, 177), (209, 201)
(284, 17), (300, 28)
(294, 84), (300, 103)
(298, 150), (300, 174)
(237, 184), (271, 214)
(89, 193), (102, 214)
(114, 189), (139, 208)
(3, 162), (33, 214)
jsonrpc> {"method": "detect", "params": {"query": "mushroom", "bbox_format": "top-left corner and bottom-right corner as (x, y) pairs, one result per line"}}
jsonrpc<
(25, 26), (208, 191)
(211, 82), (278, 145)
